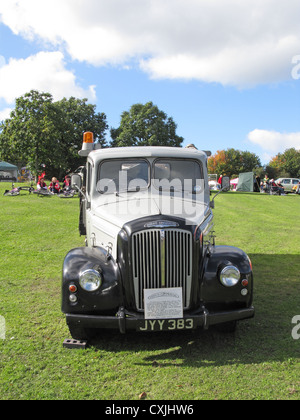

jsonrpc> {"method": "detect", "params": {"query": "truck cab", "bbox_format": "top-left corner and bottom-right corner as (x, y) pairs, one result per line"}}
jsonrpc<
(62, 133), (254, 340)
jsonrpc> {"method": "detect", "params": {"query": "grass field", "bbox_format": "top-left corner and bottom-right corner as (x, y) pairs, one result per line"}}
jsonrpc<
(0, 182), (300, 400)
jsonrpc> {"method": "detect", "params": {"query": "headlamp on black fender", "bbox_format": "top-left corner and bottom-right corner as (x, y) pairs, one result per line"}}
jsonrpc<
(219, 265), (240, 287)
(79, 269), (102, 292)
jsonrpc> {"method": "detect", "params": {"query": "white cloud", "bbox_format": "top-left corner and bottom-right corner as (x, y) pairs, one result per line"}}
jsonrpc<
(247, 129), (300, 154)
(0, 0), (299, 87)
(0, 108), (13, 121)
(0, 55), (5, 67)
(0, 51), (96, 104)
(140, 35), (299, 87)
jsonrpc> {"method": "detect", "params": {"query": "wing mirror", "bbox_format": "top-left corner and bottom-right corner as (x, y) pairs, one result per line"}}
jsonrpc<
(210, 176), (230, 208)
(221, 176), (230, 192)
(71, 174), (82, 190)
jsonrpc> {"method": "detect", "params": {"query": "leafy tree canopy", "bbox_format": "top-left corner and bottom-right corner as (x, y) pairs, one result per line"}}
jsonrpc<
(0, 90), (108, 179)
(266, 148), (300, 179)
(110, 102), (183, 147)
(208, 148), (261, 178)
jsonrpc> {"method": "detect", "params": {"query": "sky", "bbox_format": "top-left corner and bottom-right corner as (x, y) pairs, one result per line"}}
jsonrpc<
(0, 0), (299, 165)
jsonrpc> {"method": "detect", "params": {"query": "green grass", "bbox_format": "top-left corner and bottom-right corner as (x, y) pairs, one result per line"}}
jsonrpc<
(0, 183), (300, 400)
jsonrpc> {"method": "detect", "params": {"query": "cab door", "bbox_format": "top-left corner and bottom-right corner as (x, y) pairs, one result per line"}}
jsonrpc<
(78, 165), (89, 236)
(83, 161), (94, 245)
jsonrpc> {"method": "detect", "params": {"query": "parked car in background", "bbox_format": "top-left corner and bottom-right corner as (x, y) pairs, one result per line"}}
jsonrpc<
(275, 178), (300, 193)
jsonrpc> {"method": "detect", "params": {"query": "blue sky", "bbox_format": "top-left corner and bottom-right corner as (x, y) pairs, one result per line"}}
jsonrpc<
(0, 0), (299, 165)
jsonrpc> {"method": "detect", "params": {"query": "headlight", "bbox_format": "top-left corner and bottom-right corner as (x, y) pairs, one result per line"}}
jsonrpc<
(79, 269), (102, 292)
(219, 265), (240, 287)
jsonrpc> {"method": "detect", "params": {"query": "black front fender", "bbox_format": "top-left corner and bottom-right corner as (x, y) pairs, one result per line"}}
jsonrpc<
(62, 246), (123, 314)
(201, 245), (253, 307)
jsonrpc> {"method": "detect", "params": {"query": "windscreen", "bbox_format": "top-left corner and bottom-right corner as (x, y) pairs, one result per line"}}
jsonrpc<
(97, 159), (149, 194)
(154, 159), (203, 194)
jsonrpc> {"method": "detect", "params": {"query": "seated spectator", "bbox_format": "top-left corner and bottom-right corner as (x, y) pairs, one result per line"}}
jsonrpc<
(49, 177), (61, 194)
(63, 175), (71, 190)
(37, 176), (47, 190)
(276, 180), (285, 194)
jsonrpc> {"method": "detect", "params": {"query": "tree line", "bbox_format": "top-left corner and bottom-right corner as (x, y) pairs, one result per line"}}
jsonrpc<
(0, 90), (299, 180)
(0, 90), (183, 180)
(208, 147), (300, 179)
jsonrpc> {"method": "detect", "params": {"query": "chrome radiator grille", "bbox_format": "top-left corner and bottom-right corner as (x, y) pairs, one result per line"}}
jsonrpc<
(132, 229), (193, 310)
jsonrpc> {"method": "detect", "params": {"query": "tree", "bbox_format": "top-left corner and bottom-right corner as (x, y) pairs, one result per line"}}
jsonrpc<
(207, 150), (227, 175)
(265, 155), (284, 179)
(208, 148), (261, 178)
(0, 90), (108, 179)
(50, 97), (108, 178)
(0, 90), (56, 175)
(110, 102), (183, 147)
(281, 148), (300, 177)
(267, 148), (300, 178)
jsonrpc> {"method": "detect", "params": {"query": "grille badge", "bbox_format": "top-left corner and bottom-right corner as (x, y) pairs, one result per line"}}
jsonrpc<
(144, 220), (179, 228)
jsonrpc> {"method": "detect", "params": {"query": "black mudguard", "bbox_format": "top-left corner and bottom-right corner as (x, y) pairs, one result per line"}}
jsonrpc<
(201, 245), (253, 308)
(62, 246), (123, 315)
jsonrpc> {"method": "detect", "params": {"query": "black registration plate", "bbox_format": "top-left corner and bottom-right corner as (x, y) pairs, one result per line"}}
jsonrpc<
(137, 318), (194, 332)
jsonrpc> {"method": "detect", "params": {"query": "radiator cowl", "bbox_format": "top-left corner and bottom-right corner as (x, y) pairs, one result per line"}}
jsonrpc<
(131, 228), (193, 310)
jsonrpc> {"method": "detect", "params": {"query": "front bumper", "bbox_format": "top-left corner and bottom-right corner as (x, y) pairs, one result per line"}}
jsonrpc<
(66, 306), (255, 334)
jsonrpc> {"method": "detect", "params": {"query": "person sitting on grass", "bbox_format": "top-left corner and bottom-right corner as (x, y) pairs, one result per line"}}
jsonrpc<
(37, 176), (47, 190)
(49, 177), (61, 194)
(63, 175), (71, 190)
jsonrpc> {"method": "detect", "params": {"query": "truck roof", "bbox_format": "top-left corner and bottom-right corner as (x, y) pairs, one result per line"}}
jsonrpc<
(89, 146), (209, 161)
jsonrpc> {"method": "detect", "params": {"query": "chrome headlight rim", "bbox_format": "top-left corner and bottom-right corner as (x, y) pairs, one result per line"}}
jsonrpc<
(219, 265), (240, 287)
(79, 268), (102, 292)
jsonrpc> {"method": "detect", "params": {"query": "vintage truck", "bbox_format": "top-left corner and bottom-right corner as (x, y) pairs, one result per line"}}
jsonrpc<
(62, 132), (254, 340)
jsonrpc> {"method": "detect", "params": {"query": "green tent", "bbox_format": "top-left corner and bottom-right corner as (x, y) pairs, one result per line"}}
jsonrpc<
(0, 161), (18, 181)
(236, 172), (254, 192)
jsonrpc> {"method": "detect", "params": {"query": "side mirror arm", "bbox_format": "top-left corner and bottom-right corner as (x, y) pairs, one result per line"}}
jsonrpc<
(210, 189), (223, 208)
(73, 183), (87, 201)
(209, 176), (230, 208)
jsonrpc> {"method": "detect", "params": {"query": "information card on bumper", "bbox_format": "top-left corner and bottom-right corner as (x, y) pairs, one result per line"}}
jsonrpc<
(144, 287), (183, 319)
(137, 287), (194, 331)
